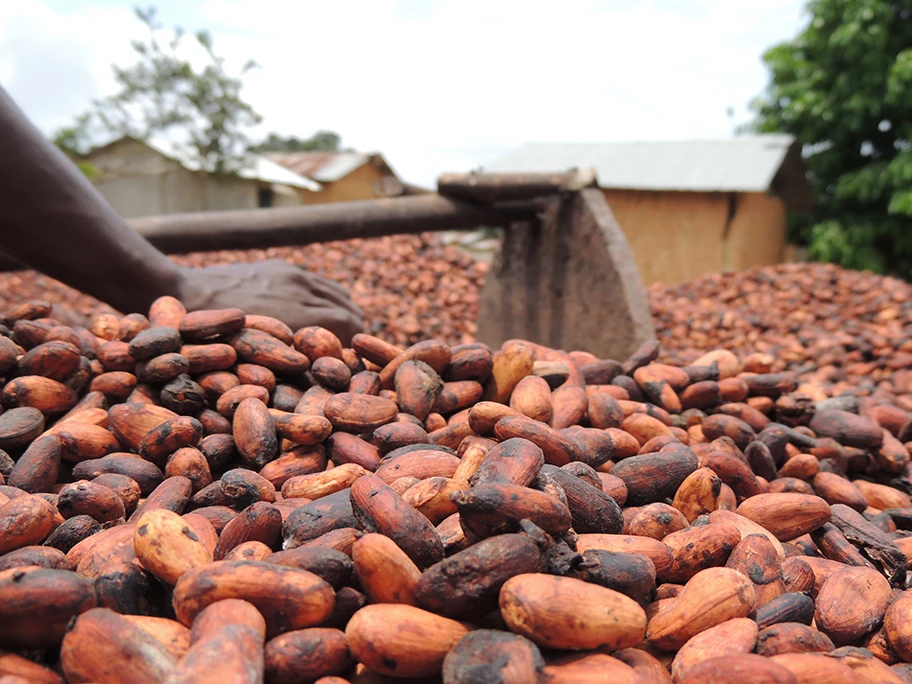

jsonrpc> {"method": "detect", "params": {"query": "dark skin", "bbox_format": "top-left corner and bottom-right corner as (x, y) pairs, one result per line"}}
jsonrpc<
(0, 86), (364, 344)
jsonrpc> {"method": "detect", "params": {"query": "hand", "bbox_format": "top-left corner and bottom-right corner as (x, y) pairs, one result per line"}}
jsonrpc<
(176, 260), (364, 345)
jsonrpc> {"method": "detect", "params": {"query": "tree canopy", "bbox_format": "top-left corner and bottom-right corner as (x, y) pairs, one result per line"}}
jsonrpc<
(55, 7), (350, 178)
(251, 131), (347, 153)
(57, 6), (263, 174)
(53, 113), (98, 178)
(746, 0), (912, 278)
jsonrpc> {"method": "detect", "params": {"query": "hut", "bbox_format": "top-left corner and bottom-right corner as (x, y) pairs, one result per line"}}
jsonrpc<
(268, 152), (425, 204)
(486, 135), (812, 285)
(83, 136), (321, 218)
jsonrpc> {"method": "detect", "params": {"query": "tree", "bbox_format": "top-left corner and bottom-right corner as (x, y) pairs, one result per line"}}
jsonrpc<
(252, 131), (347, 153)
(53, 114), (98, 178)
(745, 0), (912, 278)
(53, 113), (94, 157)
(56, 6), (262, 174)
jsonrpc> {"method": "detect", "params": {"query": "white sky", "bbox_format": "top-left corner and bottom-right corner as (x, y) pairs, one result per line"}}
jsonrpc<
(1, 0), (809, 188)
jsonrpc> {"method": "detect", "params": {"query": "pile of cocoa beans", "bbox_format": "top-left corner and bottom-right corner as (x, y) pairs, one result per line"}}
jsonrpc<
(5, 299), (912, 682)
(651, 262), (912, 383)
(0, 233), (487, 347)
(4, 238), (912, 372)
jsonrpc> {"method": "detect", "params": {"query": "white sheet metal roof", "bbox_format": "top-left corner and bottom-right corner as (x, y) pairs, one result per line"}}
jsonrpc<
(242, 156), (322, 192)
(485, 135), (799, 194)
(144, 136), (322, 192)
(308, 153), (370, 182)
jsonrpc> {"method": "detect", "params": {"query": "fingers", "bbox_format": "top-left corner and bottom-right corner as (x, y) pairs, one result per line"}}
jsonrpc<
(335, 295), (365, 320)
(290, 270), (363, 318)
(178, 261), (366, 344)
(308, 273), (353, 299)
(301, 306), (365, 347)
(315, 286), (363, 318)
(287, 266), (352, 298)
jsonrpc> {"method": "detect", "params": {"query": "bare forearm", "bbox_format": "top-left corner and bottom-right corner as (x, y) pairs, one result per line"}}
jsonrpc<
(0, 86), (184, 313)
(0, 87), (363, 339)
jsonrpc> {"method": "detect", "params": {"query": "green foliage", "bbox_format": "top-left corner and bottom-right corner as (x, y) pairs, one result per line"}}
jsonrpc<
(54, 5), (262, 175)
(53, 113), (94, 157)
(251, 131), (347, 153)
(745, 0), (912, 278)
(53, 114), (98, 178)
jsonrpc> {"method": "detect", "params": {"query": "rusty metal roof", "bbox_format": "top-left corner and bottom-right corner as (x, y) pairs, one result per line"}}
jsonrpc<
(267, 152), (374, 183)
(485, 135), (813, 210)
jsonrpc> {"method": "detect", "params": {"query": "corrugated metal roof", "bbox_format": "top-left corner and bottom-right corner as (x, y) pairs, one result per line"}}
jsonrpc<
(267, 152), (371, 183)
(485, 135), (800, 194)
(141, 136), (322, 192)
(242, 157), (322, 192)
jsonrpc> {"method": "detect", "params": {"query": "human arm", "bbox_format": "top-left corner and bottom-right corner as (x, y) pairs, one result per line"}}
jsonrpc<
(0, 86), (364, 342)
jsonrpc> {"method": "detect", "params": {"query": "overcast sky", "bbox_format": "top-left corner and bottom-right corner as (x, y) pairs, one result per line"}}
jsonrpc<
(1, 0), (808, 188)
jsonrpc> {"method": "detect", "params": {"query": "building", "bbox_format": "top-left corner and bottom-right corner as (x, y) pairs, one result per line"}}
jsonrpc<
(267, 151), (424, 204)
(485, 135), (812, 286)
(84, 136), (322, 218)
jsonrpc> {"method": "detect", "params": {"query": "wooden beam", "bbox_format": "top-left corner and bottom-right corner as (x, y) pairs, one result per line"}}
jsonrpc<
(0, 195), (546, 271)
(437, 169), (598, 202)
